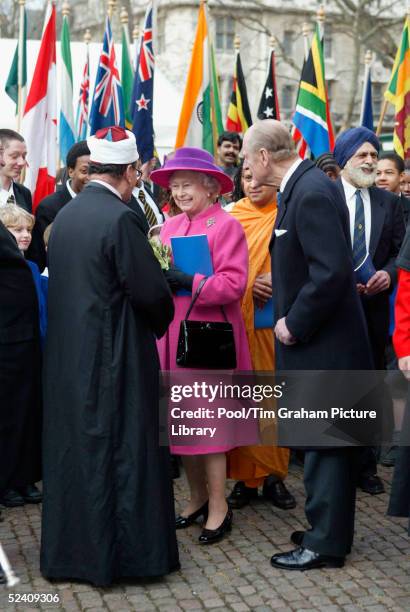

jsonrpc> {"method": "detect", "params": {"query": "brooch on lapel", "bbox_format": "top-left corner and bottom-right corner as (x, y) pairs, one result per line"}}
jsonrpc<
(206, 217), (216, 227)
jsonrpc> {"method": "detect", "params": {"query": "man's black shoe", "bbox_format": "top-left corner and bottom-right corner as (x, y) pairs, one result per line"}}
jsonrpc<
(18, 484), (42, 504)
(0, 489), (25, 507)
(270, 547), (344, 570)
(358, 474), (385, 495)
(227, 481), (258, 509)
(263, 477), (296, 510)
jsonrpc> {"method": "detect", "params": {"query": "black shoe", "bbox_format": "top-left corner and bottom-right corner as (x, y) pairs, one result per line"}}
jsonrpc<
(358, 474), (385, 495)
(198, 508), (233, 544)
(263, 477), (296, 510)
(380, 446), (398, 467)
(175, 501), (208, 529)
(18, 484), (42, 504)
(270, 547), (344, 570)
(227, 481), (258, 509)
(0, 489), (25, 507)
(291, 530), (304, 546)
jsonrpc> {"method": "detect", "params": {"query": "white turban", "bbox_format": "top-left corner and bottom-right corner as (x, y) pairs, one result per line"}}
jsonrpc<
(87, 127), (139, 165)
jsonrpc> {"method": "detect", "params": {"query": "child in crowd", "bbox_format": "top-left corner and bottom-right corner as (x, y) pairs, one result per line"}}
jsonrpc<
(0, 205), (47, 342)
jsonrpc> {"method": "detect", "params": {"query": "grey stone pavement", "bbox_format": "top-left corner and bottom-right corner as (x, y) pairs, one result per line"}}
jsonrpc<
(0, 463), (409, 612)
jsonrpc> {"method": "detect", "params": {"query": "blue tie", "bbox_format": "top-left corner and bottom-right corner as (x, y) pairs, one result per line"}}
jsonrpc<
(352, 189), (366, 268)
(277, 191), (282, 207)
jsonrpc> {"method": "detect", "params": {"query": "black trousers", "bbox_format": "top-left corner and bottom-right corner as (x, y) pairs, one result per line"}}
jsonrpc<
(302, 448), (359, 558)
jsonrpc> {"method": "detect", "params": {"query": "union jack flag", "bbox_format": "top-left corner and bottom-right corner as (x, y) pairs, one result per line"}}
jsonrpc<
(89, 17), (124, 134)
(76, 46), (90, 140)
(130, 5), (155, 163)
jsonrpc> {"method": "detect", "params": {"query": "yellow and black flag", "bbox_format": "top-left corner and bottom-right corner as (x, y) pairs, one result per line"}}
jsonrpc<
(226, 52), (252, 133)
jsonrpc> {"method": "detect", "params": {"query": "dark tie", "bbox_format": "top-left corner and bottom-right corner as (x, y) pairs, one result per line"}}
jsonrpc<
(6, 193), (15, 205)
(139, 189), (157, 229)
(276, 191), (282, 207)
(352, 189), (366, 268)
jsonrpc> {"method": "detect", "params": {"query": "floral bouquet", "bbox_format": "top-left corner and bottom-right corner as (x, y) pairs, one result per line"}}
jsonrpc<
(148, 225), (172, 270)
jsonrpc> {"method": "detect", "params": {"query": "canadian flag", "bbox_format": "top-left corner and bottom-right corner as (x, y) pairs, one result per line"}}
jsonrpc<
(22, 3), (57, 211)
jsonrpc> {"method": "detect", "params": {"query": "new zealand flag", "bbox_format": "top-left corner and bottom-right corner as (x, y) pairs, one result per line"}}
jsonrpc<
(130, 5), (154, 163)
(89, 17), (124, 134)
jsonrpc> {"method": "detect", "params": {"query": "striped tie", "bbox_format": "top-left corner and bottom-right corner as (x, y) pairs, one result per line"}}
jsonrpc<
(352, 189), (366, 268)
(139, 189), (157, 229)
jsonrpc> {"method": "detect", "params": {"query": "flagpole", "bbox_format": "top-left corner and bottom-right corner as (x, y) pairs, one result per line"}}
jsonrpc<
(17, 0), (26, 132)
(203, 0), (218, 157)
(120, 6), (131, 60)
(107, 0), (116, 20)
(302, 22), (310, 60)
(359, 50), (372, 125)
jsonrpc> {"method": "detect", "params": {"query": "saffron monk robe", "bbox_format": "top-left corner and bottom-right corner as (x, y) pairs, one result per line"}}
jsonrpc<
(226, 161), (295, 511)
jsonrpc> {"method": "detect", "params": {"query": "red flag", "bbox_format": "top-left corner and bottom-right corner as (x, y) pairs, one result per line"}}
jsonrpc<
(22, 3), (57, 211)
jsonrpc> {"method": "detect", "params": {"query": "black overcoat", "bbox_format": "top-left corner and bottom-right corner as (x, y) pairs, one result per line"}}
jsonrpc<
(40, 182), (179, 586)
(0, 222), (42, 490)
(271, 161), (372, 371)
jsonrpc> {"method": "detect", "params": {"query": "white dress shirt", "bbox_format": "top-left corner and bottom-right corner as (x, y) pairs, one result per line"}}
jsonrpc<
(0, 181), (15, 207)
(341, 177), (371, 251)
(66, 179), (77, 199)
(90, 179), (122, 201)
(279, 157), (304, 194)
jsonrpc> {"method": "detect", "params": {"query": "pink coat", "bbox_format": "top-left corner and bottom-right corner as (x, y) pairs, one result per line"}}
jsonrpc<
(157, 202), (254, 454)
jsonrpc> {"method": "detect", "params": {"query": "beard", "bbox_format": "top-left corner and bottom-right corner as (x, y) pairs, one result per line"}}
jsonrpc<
(344, 159), (377, 188)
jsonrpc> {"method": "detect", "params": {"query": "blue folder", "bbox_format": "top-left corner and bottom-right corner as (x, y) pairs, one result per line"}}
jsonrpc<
(254, 297), (274, 329)
(171, 234), (214, 295)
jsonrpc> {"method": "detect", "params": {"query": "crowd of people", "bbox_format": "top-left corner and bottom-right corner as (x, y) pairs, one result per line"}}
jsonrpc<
(0, 121), (409, 586)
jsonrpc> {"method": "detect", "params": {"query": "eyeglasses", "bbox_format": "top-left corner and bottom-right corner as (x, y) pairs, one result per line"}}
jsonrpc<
(130, 164), (142, 179)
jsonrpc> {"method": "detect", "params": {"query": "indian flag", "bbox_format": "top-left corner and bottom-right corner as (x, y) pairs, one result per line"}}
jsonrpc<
(175, 1), (222, 155)
(385, 16), (410, 158)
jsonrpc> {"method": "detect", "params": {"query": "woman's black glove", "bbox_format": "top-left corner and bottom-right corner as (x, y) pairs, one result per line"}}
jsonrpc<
(164, 265), (194, 292)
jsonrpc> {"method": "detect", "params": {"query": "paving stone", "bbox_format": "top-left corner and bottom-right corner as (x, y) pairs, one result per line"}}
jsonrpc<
(0, 466), (409, 611)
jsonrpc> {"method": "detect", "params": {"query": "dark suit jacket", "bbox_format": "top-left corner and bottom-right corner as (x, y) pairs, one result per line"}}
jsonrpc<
(400, 193), (410, 227)
(27, 184), (72, 271)
(336, 180), (406, 365)
(0, 221), (42, 489)
(14, 182), (33, 213)
(270, 160), (372, 371)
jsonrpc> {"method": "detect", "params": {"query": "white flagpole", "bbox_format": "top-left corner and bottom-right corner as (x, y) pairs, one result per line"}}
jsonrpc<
(17, 0), (26, 131)
(359, 50), (372, 126)
(0, 543), (20, 587)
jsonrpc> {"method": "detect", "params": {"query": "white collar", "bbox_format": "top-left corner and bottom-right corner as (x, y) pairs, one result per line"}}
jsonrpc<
(280, 157), (303, 194)
(66, 179), (77, 199)
(90, 179), (123, 201)
(341, 175), (368, 199)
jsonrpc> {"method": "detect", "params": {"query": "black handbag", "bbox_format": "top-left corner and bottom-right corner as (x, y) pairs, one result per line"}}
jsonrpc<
(176, 278), (237, 369)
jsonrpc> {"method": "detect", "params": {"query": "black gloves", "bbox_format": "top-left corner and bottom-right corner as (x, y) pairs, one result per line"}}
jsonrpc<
(164, 265), (194, 292)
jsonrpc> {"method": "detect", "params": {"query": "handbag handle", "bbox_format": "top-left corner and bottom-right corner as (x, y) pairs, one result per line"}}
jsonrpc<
(184, 277), (229, 323)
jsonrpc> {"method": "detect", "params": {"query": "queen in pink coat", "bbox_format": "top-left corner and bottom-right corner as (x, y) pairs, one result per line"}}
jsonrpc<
(151, 147), (253, 545)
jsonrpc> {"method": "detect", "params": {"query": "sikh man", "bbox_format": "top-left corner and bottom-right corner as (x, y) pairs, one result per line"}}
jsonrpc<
(333, 127), (405, 493)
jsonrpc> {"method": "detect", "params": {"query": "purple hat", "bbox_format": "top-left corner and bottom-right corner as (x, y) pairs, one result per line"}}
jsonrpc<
(150, 147), (234, 195)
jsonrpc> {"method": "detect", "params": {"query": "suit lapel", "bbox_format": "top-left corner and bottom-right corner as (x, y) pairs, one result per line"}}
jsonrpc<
(269, 159), (314, 251)
(368, 187), (385, 258)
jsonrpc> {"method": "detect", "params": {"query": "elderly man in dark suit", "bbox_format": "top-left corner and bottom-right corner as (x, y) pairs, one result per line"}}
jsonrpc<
(333, 128), (406, 494)
(242, 119), (374, 570)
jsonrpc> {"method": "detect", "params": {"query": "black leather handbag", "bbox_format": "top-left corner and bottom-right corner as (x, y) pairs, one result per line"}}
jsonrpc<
(176, 278), (237, 369)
